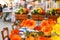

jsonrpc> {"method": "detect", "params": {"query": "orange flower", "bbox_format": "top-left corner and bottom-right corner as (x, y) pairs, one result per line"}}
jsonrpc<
(20, 19), (26, 27)
(41, 26), (52, 36)
(38, 36), (46, 40)
(9, 29), (20, 39)
(23, 8), (29, 13)
(20, 19), (36, 29)
(38, 36), (51, 40)
(45, 38), (51, 40)
(10, 34), (22, 40)
(41, 10), (46, 15)
(26, 20), (36, 29)
(48, 19), (56, 26)
(26, 36), (35, 40)
(42, 26), (52, 32)
(57, 8), (60, 13)
(41, 20), (49, 27)
(25, 19), (31, 25)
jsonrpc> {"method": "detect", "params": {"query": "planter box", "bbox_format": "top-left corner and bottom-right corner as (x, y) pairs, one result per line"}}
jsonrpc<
(38, 15), (45, 21)
(15, 14), (28, 20)
(48, 15), (59, 21)
(32, 14), (45, 21)
(32, 14), (39, 20)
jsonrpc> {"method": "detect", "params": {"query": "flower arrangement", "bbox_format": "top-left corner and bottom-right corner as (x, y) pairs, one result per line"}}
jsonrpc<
(9, 29), (21, 40)
(32, 7), (46, 15)
(47, 8), (57, 15)
(56, 8), (60, 14)
(15, 7), (29, 14)
(9, 17), (60, 40)
(10, 34), (22, 40)
(20, 19), (36, 29)
(33, 19), (56, 40)
(51, 17), (60, 40)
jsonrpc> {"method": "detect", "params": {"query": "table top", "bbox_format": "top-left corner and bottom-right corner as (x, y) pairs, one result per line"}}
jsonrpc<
(3, 8), (12, 13)
(3, 7), (17, 13)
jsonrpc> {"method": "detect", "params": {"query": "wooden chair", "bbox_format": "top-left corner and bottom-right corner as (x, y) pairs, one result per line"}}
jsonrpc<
(1, 27), (10, 40)
(12, 22), (19, 30)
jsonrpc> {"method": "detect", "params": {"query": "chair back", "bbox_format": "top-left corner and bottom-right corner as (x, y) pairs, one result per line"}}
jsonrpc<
(1, 27), (9, 40)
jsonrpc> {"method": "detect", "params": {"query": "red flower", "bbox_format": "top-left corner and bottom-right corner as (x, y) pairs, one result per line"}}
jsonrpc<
(41, 10), (46, 15)
(34, 26), (41, 31)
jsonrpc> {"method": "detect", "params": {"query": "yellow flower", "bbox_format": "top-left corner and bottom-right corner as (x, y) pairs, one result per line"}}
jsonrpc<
(51, 35), (60, 40)
(57, 17), (60, 23)
(53, 24), (60, 35)
(50, 8), (56, 11)
(51, 36), (58, 40)
(20, 11), (23, 14)
(57, 36), (60, 40)
(36, 8), (42, 13)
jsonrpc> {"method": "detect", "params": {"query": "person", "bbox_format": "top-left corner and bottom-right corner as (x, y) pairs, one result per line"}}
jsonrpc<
(56, 0), (60, 8)
(3, 4), (7, 8)
(49, 0), (57, 8)
(28, 6), (33, 19)
(0, 4), (3, 18)
(20, 0), (25, 7)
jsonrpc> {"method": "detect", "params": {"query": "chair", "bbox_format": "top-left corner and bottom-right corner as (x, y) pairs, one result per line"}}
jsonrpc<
(12, 22), (19, 30)
(1, 27), (10, 40)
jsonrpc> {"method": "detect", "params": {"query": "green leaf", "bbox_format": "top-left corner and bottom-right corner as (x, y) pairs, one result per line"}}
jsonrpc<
(38, 31), (44, 36)
(26, 31), (30, 37)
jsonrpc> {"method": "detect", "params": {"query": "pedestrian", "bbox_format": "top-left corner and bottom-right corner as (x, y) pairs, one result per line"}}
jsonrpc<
(0, 4), (3, 18)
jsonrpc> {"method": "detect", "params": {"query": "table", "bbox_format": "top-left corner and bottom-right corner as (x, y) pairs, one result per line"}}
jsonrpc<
(2, 8), (17, 22)
(2, 8), (12, 21)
